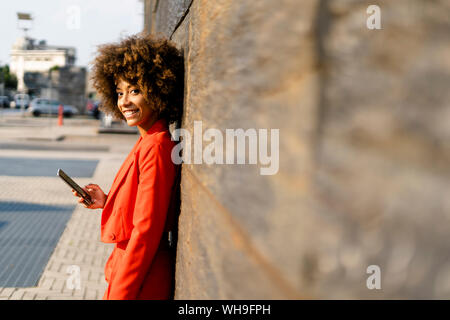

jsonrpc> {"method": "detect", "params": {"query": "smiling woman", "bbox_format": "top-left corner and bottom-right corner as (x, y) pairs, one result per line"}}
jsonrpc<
(74, 33), (184, 300)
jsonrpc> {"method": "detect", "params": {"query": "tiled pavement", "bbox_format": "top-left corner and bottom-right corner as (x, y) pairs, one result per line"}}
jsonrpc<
(0, 117), (139, 300)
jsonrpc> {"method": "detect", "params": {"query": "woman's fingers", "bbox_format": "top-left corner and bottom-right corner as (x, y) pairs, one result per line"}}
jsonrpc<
(71, 184), (102, 209)
(74, 189), (88, 203)
(84, 186), (95, 195)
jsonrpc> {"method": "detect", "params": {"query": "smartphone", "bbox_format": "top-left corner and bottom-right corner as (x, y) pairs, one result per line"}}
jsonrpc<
(57, 168), (93, 206)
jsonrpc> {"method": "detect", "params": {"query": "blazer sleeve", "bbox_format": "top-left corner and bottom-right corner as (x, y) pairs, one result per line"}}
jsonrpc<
(108, 141), (175, 300)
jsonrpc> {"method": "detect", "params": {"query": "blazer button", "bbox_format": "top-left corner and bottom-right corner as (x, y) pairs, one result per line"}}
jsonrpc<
(110, 233), (116, 241)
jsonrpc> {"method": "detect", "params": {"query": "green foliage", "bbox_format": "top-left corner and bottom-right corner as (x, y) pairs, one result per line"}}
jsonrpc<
(0, 65), (18, 89)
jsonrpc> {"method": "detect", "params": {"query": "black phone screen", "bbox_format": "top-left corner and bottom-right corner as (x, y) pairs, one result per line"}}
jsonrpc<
(57, 168), (93, 206)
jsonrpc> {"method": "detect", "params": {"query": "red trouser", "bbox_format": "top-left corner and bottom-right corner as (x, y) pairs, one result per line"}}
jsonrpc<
(103, 241), (173, 300)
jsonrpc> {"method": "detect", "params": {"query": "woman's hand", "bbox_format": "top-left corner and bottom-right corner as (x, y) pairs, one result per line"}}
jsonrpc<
(72, 183), (107, 209)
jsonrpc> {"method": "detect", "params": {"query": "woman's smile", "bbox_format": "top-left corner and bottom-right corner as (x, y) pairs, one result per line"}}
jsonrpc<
(123, 108), (140, 119)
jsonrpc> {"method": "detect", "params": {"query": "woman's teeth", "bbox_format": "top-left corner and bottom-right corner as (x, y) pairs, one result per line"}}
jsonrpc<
(124, 110), (139, 118)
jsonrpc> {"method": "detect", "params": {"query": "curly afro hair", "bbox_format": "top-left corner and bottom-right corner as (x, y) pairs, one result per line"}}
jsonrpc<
(90, 33), (184, 124)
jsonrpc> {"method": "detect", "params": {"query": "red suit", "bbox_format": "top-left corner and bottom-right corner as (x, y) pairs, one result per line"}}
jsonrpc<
(101, 119), (176, 300)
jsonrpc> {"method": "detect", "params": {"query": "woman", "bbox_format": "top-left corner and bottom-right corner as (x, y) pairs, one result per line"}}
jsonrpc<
(72, 33), (184, 300)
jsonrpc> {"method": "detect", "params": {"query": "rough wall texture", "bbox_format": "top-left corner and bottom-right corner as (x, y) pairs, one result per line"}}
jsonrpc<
(145, 0), (450, 299)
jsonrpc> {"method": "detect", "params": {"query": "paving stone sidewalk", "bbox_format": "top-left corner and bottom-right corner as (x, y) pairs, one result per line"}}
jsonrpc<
(0, 124), (138, 300)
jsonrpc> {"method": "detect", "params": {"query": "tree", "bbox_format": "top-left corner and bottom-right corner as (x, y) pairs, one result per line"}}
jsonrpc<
(0, 65), (18, 90)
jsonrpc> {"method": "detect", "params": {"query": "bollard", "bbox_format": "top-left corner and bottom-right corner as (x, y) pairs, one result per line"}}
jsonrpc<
(58, 104), (64, 126)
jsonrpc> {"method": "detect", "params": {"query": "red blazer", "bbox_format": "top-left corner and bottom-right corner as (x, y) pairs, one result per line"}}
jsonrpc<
(101, 119), (176, 300)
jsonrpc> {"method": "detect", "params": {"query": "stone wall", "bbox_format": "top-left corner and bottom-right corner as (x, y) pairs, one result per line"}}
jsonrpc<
(145, 0), (450, 299)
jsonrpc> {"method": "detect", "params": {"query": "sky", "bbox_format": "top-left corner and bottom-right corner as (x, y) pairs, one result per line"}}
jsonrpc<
(0, 0), (143, 69)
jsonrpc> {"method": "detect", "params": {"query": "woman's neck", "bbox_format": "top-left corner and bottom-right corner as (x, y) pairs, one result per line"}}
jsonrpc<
(137, 114), (159, 137)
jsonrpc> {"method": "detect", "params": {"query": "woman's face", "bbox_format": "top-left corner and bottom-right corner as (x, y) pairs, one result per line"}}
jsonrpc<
(116, 79), (155, 131)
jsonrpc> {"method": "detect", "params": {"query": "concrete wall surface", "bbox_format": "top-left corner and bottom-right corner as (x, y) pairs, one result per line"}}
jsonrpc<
(145, 0), (450, 299)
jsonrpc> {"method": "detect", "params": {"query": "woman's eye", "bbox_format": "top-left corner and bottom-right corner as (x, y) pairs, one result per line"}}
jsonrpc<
(117, 92), (123, 97)
(131, 89), (140, 94)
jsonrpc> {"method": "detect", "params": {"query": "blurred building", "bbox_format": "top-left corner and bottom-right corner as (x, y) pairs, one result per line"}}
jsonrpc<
(10, 37), (75, 93)
(9, 37), (86, 111)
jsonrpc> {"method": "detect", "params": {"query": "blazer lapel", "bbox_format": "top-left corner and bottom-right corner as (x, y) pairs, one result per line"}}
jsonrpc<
(105, 137), (142, 207)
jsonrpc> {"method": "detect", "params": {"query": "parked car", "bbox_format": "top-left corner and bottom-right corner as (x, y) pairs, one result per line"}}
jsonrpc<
(10, 93), (30, 109)
(85, 99), (100, 119)
(27, 98), (79, 117)
(0, 96), (10, 108)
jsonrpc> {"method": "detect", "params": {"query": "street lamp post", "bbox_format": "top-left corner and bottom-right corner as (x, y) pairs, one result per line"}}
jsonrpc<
(17, 12), (33, 117)
(17, 12), (33, 39)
